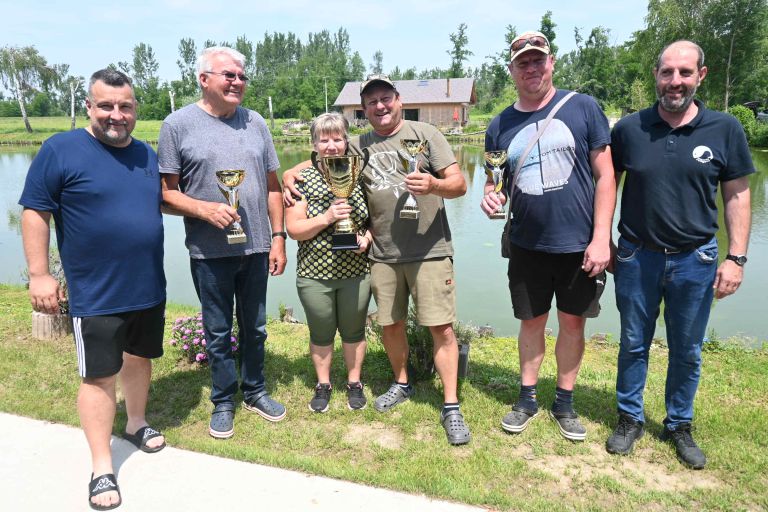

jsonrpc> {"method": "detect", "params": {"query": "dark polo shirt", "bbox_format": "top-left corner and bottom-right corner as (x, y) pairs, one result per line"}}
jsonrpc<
(611, 100), (755, 250)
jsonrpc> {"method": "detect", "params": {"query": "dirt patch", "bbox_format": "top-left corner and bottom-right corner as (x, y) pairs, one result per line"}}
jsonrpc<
(513, 443), (722, 493)
(343, 422), (404, 450)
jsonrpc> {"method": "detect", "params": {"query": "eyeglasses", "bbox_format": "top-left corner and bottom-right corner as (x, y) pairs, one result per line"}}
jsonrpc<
(510, 36), (549, 53)
(204, 70), (249, 82)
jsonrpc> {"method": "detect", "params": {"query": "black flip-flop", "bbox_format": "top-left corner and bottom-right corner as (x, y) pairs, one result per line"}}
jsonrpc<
(123, 425), (166, 453)
(88, 473), (121, 511)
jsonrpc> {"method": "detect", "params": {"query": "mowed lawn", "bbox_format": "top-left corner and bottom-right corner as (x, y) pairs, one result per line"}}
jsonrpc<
(0, 284), (766, 511)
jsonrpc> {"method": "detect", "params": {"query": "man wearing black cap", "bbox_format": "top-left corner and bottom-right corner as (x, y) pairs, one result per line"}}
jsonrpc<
(480, 31), (616, 441)
(284, 74), (471, 445)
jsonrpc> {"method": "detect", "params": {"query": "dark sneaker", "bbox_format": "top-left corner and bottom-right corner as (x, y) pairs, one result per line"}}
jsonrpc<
(346, 382), (367, 410)
(243, 391), (286, 422)
(441, 409), (471, 445)
(373, 383), (413, 412)
(606, 413), (645, 455)
(309, 383), (332, 413)
(501, 404), (539, 434)
(661, 423), (707, 469)
(549, 410), (587, 441)
(209, 403), (235, 439)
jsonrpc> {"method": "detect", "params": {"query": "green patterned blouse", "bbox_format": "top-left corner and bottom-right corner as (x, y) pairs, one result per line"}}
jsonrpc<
(294, 166), (370, 279)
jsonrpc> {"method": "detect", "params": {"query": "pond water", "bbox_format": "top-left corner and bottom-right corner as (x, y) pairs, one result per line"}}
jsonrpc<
(1, 144), (766, 343)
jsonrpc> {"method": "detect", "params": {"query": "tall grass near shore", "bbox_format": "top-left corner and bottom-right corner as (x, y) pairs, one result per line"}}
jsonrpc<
(0, 284), (765, 511)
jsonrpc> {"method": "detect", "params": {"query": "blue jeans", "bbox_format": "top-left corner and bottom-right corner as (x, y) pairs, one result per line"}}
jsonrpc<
(191, 253), (269, 406)
(614, 236), (717, 428)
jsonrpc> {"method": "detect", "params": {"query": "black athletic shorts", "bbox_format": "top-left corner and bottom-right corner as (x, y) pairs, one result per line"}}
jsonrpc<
(71, 302), (165, 378)
(507, 245), (605, 320)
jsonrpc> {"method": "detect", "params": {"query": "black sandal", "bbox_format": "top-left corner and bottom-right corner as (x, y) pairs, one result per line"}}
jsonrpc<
(123, 425), (166, 453)
(88, 473), (121, 511)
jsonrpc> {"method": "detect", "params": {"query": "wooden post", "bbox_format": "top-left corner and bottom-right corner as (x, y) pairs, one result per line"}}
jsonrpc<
(32, 312), (72, 339)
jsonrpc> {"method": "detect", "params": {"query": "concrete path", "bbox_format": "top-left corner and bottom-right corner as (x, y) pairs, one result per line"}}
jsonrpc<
(0, 412), (487, 512)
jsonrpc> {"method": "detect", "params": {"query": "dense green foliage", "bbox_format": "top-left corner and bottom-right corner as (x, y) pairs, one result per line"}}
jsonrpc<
(2, 1), (767, 124)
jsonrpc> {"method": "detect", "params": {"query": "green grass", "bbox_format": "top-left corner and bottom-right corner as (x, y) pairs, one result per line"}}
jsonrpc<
(0, 283), (766, 511)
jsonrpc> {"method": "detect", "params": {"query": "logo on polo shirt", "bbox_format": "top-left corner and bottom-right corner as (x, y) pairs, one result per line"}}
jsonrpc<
(692, 145), (713, 163)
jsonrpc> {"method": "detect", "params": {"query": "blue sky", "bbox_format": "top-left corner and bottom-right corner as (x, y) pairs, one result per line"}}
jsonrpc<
(6, 1), (648, 83)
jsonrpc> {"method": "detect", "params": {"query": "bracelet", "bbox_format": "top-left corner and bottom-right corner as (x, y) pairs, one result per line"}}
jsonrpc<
(271, 231), (287, 239)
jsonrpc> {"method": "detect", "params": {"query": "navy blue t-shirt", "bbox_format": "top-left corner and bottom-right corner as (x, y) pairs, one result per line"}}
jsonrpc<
(611, 101), (755, 249)
(485, 89), (610, 253)
(19, 129), (166, 317)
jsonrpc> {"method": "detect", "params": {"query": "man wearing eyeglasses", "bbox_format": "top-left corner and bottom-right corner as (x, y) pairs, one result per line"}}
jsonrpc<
(606, 41), (753, 469)
(480, 31), (616, 441)
(158, 46), (287, 439)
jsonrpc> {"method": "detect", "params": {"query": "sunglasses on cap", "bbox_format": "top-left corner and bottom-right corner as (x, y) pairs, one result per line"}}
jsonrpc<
(204, 70), (249, 82)
(510, 36), (549, 53)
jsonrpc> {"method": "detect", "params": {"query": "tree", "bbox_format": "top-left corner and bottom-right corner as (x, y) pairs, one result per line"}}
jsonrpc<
(0, 46), (54, 132)
(175, 37), (198, 98)
(540, 11), (559, 56)
(447, 23), (473, 78)
(371, 50), (384, 74)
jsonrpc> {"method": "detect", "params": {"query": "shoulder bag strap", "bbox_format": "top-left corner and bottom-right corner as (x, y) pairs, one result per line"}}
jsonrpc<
(505, 91), (577, 221)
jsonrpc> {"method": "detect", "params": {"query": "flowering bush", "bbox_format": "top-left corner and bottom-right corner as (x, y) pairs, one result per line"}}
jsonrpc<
(169, 312), (239, 365)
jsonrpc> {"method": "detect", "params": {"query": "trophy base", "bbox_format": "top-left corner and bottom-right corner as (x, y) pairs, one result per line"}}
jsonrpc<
(490, 211), (506, 220)
(399, 208), (419, 220)
(226, 232), (247, 244)
(331, 232), (359, 251)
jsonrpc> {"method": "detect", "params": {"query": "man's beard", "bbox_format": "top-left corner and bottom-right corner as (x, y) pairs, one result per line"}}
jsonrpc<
(657, 83), (697, 113)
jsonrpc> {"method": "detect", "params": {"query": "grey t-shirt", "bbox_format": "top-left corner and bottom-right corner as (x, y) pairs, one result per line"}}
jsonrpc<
(352, 120), (457, 263)
(158, 104), (280, 259)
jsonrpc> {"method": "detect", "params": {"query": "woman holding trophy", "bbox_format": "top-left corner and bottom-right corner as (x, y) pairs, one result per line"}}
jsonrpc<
(285, 112), (372, 413)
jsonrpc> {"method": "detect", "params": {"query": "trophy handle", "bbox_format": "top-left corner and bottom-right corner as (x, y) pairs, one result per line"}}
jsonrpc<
(361, 147), (370, 171)
(310, 151), (320, 171)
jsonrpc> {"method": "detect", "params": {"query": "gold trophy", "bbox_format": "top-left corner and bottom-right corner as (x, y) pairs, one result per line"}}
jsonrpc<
(484, 150), (508, 220)
(399, 139), (428, 219)
(311, 152), (367, 251)
(215, 169), (247, 244)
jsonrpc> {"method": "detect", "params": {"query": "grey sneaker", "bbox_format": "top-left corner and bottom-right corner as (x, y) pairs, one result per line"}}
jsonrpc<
(209, 403), (235, 439)
(243, 391), (286, 422)
(661, 423), (706, 469)
(346, 382), (367, 410)
(501, 405), (539, 433)
(549, 409), (587, 441)
(441, 409), (471, 445)
(373, 383), (413, 412)
(606, 413), (645, 455)
(309, 383), (332, 413)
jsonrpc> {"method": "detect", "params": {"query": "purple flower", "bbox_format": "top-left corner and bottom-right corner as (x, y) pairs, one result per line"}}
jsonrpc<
(196, 329), (204, 334)
(182, 344), (189, 350)
(201, 340), (207, 347)
(231, 345), (238, 352)
(230, 336), (237, 342)
(170, 340), (177, 346)
(195, 353), (206, 362)
(182, 335), (188, 340)
(192, 338), (200, 345)
(185, 329), (192, 334)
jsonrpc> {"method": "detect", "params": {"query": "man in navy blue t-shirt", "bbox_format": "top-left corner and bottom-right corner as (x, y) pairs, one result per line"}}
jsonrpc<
(480, 31), (617, 442)
(606, 41), (754, 469)
(19, 69), (166, 510)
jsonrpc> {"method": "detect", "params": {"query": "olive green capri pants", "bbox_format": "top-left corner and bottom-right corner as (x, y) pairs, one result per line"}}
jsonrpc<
(296, 274), (372, 346)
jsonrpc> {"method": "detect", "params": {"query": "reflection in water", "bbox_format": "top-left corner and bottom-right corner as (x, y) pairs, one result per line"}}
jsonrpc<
(1, 146), (766, 341)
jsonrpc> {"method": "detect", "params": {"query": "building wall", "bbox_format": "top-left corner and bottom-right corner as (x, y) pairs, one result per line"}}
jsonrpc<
(340, 103), (469, 128)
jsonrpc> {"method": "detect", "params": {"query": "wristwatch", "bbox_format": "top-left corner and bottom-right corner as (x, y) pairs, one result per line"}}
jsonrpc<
(271, 231), (287, 239)
(725, 254), (747, 266)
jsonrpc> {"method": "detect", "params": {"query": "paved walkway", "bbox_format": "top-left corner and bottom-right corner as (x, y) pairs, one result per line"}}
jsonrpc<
(0, 412), (486, 512)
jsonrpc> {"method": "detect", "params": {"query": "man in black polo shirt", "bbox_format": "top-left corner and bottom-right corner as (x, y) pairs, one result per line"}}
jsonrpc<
(606, 40), (754, 469)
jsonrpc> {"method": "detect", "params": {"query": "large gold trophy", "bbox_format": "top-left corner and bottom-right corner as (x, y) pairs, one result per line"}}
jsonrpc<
(399, 139), (428, 220)
(215, 169), (247, 244)
(311, 152), (367, 251)
(484, 150), (508, 220)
